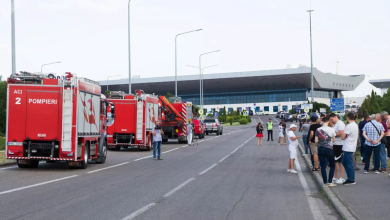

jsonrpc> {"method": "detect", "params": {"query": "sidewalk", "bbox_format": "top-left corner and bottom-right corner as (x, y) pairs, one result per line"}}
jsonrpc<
(296, 130), (390, 220)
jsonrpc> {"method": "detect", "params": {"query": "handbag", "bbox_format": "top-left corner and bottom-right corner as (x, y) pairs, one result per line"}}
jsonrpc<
(370, 122), (387, 144)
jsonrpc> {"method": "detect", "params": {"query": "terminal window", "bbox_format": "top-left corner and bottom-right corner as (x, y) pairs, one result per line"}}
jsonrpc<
(264, 106), (269, 112)
(282, 105), (288, 111)
(273, 106), (278, 112)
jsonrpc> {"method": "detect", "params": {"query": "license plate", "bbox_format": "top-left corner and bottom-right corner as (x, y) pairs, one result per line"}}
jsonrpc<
(68, 162), (80, 166)
(18, 160), (30, 165)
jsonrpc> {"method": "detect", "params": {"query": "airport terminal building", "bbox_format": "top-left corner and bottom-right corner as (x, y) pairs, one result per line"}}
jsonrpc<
(100, 67), (364, 114)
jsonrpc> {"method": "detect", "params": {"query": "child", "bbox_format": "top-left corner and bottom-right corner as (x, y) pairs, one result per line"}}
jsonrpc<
(287, 124), (302, 173)
(278, 122), (284, 145)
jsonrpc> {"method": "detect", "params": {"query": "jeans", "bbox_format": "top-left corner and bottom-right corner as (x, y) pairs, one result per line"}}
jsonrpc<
(360, 136), (366, 161)
(153, 141), (162, 159)
(318, 146), (336, 184)
(342, 151), (355, 181)
(364, 144), (381, 171)
(302, 134), (308, 154)
(373, 143), (387, 169)
(386, 137), (390, 157)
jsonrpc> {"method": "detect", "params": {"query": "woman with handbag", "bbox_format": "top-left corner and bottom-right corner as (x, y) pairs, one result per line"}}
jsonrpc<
(256, 123), (264, 146)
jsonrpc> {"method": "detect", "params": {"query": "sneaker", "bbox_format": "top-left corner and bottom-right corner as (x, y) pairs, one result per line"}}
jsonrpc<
(332, 178), (338, 183)
(278, 143), (281, 145)
(323, 183), (329, 188)
(361, 157), (363, 161)
(355, 166), (360, 170)
(158, 158), (163, 160)
(380, 168), (387, 171)
(153, 158), (157, 160)
(328, 183), (337, 187)
(287, 169), (291, 173)
(335, 178), (345, 184)
(387, 157), (390, 161)
(343, 180), (356, 185)
(362, 162), (365, 165)
(364, 170), (369, 174)
(290, 169), (298, 173)
(375, 170), (380, 174)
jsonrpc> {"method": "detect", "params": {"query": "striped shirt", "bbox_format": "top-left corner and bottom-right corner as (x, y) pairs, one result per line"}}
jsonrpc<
(362, 120), (384, 146)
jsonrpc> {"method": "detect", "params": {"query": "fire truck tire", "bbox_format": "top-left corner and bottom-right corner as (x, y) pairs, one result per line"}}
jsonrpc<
(80, 144), (89, 169)
(17, 160), (39, 168)
(202, 133), (205, 138)
(206, 132), (209, 135)
(145, 135), (153, 151)
(95, 140), (107, 164)
(162, 139), (168, 143)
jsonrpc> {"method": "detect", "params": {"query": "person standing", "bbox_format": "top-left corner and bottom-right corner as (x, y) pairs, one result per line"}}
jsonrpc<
(372, 114), (388, 171)
(152, 121), (164, 160)
(267, 118), (273, 141)
(309, 117), (321, 171)
(359, 115), (369, 164)
(362, 114), (385, 173)
(315, 116), (337, 187)
(278, 122), (284, 145)
(256, 123), (264, 146)
(300, 119), (310, 154)
(187, 120), (194, 146)
(384, 112), (390, 160)
(329, 113), (346, 184)
(282, 120), (287, 145)
(287, 124), (302, 173)
(341, 112), (359, 185)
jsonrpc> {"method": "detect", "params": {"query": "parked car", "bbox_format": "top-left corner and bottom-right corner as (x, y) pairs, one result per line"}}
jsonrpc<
(257, 111), (265, 116)
(264, 111), (269, 115)
(249, 110), (254, 116)
(276, 112), (281, 118)
(193, 119), (205, 139)
(284, 113), (293, 122)
(204, 118), (223, 135)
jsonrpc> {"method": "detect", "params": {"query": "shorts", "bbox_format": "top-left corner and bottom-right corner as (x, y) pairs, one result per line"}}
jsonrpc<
(279, 132), (284, 138)
(283, 131), (287, 137)
(289, 145), (298, 159)
(310, 142), (319, 155)
(256, 133), (263, 137)
(333, 145), (343, 162)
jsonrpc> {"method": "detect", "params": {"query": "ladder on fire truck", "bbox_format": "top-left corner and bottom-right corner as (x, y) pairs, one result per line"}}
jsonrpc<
(61, 76), (75, 153)
(136, 90), (145, 142)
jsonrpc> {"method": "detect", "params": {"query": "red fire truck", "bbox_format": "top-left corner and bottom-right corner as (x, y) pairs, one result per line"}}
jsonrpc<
(106, 90), (159, 151)
(159, 96), (193, 144)
(6, 72), (108, 169)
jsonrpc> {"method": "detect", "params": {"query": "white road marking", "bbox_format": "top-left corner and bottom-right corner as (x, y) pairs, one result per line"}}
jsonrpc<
(121, 203), (156, 220)
(181, 145), (188, 148)
(162, 148), (179, 154)
(0, 175), (78, 195)
(295, 156), (325, 220)
(1, 165), (18, 170)
(272, 116), (279, 123)
(199, 163), (217, 175)
(231, 148), (239, 154)
(87, 162), (130, 173)
(218, 155), (230, 163)
(133, 156), (153, 161)
(163, 178), (195, 198)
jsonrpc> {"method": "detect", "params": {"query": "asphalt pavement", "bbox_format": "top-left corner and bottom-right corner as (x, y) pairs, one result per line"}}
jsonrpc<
(0, 116), (339, 220)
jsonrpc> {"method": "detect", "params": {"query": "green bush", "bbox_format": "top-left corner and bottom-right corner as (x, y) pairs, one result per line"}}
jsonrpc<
(0, 136), (5, 151)
(247, 117), (251, 122)
(226, 116), (233, 125)
(239, 118), (248, 125)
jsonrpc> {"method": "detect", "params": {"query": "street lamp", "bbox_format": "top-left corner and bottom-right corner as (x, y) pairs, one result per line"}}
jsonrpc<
(107, 75), (122, 92)
(199, 50), (220, 109)
(41, 61), (61, 73)
(186, 65), (218, 107)
(175, 29), (202, 97)
(307, 9), (314, 102)
(128, 0), (132, 94)
(11, 0), (16, 75)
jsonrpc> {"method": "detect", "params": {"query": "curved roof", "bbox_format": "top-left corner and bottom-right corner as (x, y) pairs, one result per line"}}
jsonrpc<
(369, 79), (390, 89)
(99, 67), (365, 95)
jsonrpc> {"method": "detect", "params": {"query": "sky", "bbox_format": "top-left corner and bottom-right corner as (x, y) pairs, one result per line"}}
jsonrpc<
(0, 0), (389, 97)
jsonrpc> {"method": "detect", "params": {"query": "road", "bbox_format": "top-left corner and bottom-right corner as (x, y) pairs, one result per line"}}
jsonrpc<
(0, 115), (340, 220)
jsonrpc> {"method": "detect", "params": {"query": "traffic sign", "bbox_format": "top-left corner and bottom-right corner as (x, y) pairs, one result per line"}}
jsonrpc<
(198, 109), (203, 115)
(304, 107), (309, 113)
(243, 111), (249, 116)
(199, 115), (205, 121)
(330, 98), (344, 112)
(301, 104), (313, 109)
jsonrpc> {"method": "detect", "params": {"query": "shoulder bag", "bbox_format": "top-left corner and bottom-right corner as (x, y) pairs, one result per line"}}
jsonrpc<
(370, 122), (387, 144)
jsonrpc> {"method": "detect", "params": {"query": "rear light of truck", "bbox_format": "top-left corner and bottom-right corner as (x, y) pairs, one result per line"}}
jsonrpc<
(8, 149), (21, 155)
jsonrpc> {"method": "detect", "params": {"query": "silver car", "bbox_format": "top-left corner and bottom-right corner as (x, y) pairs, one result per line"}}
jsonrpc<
(204, 118), (223, 135)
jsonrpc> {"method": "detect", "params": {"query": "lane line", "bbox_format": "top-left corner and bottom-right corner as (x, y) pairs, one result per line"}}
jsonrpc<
(1, 166), (18, 170)
(162, 148), (179, 154)
(231, 148), (239, 154)
(218, 155), (230, 163)
(133, 156), (153, 161)
(87, 162), (129, 173)
(163, 178), (195, 198)
(0, 175), (78, 195)
(295, 156), (325, 220)
(181, 145), (188, 148)
(121, 203), (156, 220)
(199, 163), (217, 175)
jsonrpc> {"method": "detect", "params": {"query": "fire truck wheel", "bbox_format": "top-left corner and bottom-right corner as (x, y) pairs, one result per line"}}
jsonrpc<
(80, 144), (89, 169)
(162, 139), (168, 143)
(145, 135), (153, 151)
(202, 133), (205, 138)
(30, 160), (39, 168)
(206, 132), (209, 135)
(95, 141), (107, 164)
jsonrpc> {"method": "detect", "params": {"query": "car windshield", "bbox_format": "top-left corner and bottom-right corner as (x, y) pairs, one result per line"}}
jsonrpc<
(204, 119), (216, 123)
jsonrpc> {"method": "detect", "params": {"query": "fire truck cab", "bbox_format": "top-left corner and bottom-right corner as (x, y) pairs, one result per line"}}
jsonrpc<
(6, 72), (108, 169)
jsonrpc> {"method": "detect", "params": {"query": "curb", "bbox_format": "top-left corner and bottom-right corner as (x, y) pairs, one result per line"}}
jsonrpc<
(297, 142), (357, 220)
(0, 161), (17, 167)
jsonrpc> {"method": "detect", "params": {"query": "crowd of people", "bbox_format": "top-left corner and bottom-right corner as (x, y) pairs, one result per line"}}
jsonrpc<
(288, 111), (390, 187)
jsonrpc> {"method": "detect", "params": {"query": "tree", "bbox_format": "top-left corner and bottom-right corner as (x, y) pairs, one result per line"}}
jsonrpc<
(223, 106), (226, 117)
(382, 87), (390, 113)
(166, 92), (173, 98)
(0, 76), (6, 136)
(361, 97), (370, 114)
(369, 94), (382, 114)
(104, 90), (111, 97)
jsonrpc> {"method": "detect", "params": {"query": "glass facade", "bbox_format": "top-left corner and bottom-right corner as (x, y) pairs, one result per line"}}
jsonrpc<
(181, 89), (335, 105)
(282, 105), (288, 111)
(273, 106), (278, 112)
(264, 106), (269, 112)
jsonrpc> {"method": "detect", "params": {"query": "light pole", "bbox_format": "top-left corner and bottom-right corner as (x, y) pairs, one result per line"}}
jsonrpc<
(128, 0), (131, 94)
(41, 61), (61, 73)
(11, 0), (16, 75)
(199, 50), (220, 109)
(106, 75), (122, 92)
(175, 29), (202, 97)
(307, 9), (314, 103)
(186, 65), (218, 107)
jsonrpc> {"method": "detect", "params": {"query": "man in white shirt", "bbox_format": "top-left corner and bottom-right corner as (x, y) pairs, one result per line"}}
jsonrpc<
(329, 113), (346, 184)
(287, 124), (302, 174)
(341, 112), (359, 185)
